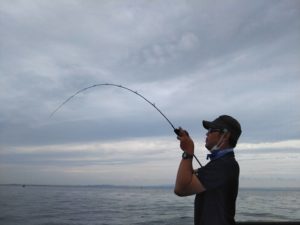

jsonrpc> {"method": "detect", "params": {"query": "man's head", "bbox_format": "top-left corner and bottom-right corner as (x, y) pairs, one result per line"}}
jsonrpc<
(202, 115), (242, 148)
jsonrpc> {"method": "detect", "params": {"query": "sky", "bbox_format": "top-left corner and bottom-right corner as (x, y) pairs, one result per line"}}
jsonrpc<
(0, 0), (299, 188)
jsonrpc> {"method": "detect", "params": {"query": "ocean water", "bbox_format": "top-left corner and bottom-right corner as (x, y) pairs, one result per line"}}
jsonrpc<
(0, 185), (299, 225)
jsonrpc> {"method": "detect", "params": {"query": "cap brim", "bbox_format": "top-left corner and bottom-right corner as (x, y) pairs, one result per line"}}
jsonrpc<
(202, 120), (218, 130)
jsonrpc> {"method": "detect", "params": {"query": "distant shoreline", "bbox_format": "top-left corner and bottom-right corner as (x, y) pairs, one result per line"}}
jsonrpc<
(1, 183), (299, 191)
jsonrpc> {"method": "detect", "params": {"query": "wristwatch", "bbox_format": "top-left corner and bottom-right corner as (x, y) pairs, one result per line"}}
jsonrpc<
(182, 151), (193, 159)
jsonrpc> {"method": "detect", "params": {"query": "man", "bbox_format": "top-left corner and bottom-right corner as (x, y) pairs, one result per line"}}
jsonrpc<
(174, 115), (242, 225)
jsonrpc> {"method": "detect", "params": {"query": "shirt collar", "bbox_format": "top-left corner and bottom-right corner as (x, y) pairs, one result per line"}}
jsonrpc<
(206, 148), (234, 161)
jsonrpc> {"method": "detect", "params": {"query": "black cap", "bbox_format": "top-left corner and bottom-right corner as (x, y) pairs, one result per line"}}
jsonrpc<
(203, 115), (242, 147)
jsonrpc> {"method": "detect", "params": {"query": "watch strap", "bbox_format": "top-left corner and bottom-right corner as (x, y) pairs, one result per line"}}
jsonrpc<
(182, 151), (193, 159)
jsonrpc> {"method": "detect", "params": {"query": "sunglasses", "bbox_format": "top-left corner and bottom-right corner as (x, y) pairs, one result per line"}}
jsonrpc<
(207, 128), (222, 133)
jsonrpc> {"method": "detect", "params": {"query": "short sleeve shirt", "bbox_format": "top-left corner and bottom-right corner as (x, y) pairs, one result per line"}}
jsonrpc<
(194, 152), (239, 225)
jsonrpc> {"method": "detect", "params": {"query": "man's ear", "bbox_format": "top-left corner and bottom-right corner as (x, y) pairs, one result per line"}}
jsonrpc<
(223, 132), (231, 142)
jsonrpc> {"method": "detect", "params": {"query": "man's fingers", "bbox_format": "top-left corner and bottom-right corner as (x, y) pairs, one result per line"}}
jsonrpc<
(176, 127), (190, 140)
(184, 130), (189, 136)
(179, 128), (189, 137)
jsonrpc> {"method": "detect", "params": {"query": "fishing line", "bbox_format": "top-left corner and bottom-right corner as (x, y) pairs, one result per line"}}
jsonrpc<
(50, 83), (202, 167)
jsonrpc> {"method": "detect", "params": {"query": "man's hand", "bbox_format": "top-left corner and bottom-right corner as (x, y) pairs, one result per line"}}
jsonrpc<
(177, 127), (194, 154)
(175, 127), (205, 196)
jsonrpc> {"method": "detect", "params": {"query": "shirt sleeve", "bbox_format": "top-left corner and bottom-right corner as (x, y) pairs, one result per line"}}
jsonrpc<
(196, 161), (228, 190)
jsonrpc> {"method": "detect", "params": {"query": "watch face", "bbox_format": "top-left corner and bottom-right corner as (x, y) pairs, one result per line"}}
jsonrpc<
(182, 152), (192, 159)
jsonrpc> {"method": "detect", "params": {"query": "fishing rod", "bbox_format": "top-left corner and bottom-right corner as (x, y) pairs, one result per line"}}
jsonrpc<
(50, 83), (202, 167)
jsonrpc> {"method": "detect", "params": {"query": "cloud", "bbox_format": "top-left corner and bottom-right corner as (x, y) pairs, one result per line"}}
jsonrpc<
(0, 0), (299, 186)
(1, 137), (299, 186)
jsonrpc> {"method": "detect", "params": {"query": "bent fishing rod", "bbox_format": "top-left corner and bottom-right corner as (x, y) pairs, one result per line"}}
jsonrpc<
(50, 83), (202, 167)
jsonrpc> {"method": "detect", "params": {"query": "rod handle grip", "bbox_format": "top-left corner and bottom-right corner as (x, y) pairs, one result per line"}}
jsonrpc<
(174, 128), (180, 136)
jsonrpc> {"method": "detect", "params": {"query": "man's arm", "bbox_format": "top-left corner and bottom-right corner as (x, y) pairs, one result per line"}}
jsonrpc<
(174, 128), (206, 196)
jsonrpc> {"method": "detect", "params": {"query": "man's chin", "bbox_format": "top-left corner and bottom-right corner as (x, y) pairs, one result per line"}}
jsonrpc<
(205, 144), (212, 151)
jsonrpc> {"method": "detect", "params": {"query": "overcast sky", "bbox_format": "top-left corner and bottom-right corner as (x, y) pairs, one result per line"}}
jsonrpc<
(0, 0), (299, 187)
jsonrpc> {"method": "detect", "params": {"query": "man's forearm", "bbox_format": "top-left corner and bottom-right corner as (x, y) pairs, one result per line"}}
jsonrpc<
(175, 128), (205, 196)
(174, 158), (194, 195)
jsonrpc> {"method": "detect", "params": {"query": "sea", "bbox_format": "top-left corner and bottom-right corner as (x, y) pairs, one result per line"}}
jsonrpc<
(0, 185), (299, 225)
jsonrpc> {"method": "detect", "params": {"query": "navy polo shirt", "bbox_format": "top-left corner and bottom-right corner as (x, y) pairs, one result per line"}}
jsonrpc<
(195, 152), (239, 225)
